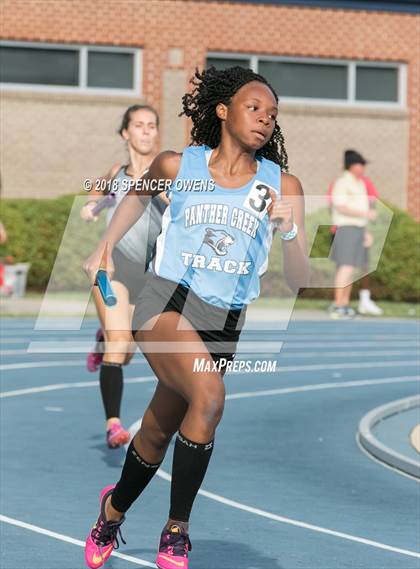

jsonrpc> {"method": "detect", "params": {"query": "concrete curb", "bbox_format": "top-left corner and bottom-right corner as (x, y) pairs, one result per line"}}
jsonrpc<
(358, 395), (420, 479)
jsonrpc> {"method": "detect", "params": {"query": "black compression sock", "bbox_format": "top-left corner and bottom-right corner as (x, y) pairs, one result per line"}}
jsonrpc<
(100, 362), (123, 420)
(111, 440), (162, 513)
(169, 432), (214, 522)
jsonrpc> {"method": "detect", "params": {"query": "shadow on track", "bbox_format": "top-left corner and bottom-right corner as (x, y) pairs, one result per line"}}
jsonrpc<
(124, 540), (284, 568)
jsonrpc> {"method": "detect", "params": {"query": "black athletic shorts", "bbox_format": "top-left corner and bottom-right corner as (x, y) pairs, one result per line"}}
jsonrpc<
(132, 274), (246, 366)
(112, 247), (148, 305)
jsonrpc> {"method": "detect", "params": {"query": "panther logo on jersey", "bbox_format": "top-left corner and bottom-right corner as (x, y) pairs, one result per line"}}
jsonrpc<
(203, 228), (235, 256)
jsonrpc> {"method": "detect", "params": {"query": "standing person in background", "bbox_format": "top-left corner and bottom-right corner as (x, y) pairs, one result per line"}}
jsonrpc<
(329, 150), (378, 319)
(80, 105), (167, 448)
(0, 221), (8, 291)
(355, 176), (383, 315)
(327, 162), (382, 316)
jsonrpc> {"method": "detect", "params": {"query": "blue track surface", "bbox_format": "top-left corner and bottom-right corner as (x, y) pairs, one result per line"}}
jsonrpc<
(1, 317), (419, 569)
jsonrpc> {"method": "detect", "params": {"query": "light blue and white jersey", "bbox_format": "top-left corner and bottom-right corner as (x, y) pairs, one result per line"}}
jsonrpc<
(106, 167), (166, 265)
(150, 145), (281, 309)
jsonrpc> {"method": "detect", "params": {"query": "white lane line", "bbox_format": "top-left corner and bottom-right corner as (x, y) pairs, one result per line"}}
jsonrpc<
(26, 341), (144, 354)
(278, 350), (419, 358)
(0, 360), (86, 371)
(1, 375), (417, 400)
(0, 360), (148, 371)
(1, 350), (33, 355)
(0, 376), (156, 398)
(225, 376), (420, 400)
(0, 322), (36, 327)
(19, 340), (420, 351)
(2, 358), (419, 373)
(0, 514), (155, 567)
(260, 333), (420, 338)
(127, 417), (420, 560)
(1, 374), (417, 402)
(246, 334), (419, 339)
(2, 349), (419, 359)
(164, 470), (420, 559)
(1, 332), (97, 337)
(279, 341), (419, 348)
(0, 339), (32, 344)
(272, 361), (420, 373)
(1, 333), (418, 341)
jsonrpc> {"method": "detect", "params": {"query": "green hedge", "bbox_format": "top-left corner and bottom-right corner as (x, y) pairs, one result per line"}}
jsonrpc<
(367, 205), (420, 301)
(0, 195), (105, 291)
(0, 196), (419, 300)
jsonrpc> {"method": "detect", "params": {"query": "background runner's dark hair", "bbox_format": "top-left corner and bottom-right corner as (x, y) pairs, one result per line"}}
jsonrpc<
(180, 66), (288, 171)
(118, 104), (160, 135)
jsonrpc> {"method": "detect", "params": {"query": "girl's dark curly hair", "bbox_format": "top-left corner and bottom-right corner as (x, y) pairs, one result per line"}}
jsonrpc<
(180, 66), (288, 170)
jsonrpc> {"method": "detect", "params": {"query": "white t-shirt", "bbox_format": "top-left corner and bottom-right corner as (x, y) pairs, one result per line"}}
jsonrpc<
(331, 171), (369, 227)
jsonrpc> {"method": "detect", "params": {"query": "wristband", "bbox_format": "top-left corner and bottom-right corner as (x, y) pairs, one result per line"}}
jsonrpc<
(279, 222), (298, 241)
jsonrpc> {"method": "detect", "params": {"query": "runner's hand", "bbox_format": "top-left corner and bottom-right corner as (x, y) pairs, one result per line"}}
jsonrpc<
(268, 190), (294, 233)
(364, 231), (374, 248)
(83, 244), (114, 285)
(80, 202), (99, 222)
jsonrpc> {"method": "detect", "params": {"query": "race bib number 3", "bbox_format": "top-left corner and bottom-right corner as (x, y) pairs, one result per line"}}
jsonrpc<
(243, 180), (277, 220)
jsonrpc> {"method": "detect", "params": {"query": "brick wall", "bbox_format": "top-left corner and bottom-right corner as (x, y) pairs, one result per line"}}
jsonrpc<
(1, 92), (136, 197)
(1, 0), (418, 216)
(281, 105), (409, 208)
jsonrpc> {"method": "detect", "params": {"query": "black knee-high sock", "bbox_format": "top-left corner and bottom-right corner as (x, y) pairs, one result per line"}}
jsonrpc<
(100, 362), (123, 420)
(111, 440), (162, 513)
(169, 432), (214, 523)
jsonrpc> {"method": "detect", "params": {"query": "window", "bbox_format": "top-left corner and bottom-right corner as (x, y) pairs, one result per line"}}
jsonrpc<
(0, 42), (141, 94)
(87, 51), (133, 89)
(0, 46), (79, 86)
(207, 53), (405, 107)
(259, 61), (347, 99)
(356, 66), (398, 102)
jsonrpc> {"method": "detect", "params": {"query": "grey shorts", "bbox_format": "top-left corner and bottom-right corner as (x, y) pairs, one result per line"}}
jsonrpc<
(331, 226), (367, 268)
(112, 247), (148, 305)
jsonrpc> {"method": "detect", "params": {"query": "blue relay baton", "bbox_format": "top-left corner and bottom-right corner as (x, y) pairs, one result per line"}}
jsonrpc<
(95, 269), (117, 307)
(92, 193), (116, 216)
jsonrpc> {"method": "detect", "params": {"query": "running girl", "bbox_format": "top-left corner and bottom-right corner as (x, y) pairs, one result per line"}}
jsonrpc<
(80, 104), (167, 448)
(83, 67), (309, 569)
